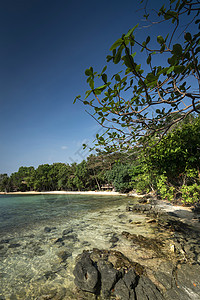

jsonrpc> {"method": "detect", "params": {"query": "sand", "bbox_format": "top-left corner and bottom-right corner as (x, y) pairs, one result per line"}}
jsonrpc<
(0, 190), (127, 196)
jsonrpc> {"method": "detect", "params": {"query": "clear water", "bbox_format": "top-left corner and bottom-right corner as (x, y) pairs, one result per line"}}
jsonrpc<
(0, 194), (154, 299)
(0, 194), (127, 236)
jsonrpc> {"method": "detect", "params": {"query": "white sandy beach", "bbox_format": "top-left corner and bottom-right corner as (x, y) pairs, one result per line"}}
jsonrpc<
(0, 190), (127, 196)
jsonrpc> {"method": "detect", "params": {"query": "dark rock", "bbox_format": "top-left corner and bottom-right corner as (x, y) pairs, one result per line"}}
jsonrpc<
(118, 214), (127, 219)
(114, 278), (131, 299)
(28, 234), (35, 238)
(0, 245), (4, 250)
(73, 252), (100, 294)
(62, 229), (73, 235)
(123, 269), (138, 289)
(97, 259), (120, 298)
(138, 198), (147, 203)
(164, 286), (193, 300)
(0, 239), (9, 244)
(44, 271), (57, 280)
(33, 247), (45, 256)
(44, 226), (52, 233)
(82, 241), (91, 246)
(63, 234), (79, 242)
(176, 264), (200, 296)
(192, 202), (200, 214)
(135, 275), (165, 300)
(154, 271), (172, 290)
(109, 236), (119, 243)
(115, 269), (138, 299)
(8, 243), (21, 248)
(121, 231), (164, 257)
(54, 238), (64, 244)
(56, 250), (71, 262)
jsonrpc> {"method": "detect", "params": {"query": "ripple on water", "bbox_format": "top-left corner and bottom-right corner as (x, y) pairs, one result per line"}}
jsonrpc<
(0, 195), (158, 299)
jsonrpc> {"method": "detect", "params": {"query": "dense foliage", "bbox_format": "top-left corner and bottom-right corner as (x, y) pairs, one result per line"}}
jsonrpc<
(1, 116), (199, 204)
(75, 0), (200, 152)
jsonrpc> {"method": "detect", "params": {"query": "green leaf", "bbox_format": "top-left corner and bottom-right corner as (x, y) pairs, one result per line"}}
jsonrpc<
(185, 32), (192, 41)
(114, 45), (124, 64)
(124, 24), (139, 38)
(85, 90), (92, 99)
(174, 65), (185, 74)
(164, 10), (177, 20)
(157, 35), (165, 45)
(166, 66), (175, 74)
(85, 69), (91, 76)
(106, 55), (113, 62)
(123, 56), (133, 69)
(147, 55), (151, 64)
(102, 73), (107, 83)
(172, 44), (182, 56)
(73, 95), (81, 104)
(89, 78), (94, 89)
(95, 84), (107, 90)
(146, 36), (150, 44)
(102, 66), (107, 73)
(110, 38), (123, 51)
(115, 74), (121, 81)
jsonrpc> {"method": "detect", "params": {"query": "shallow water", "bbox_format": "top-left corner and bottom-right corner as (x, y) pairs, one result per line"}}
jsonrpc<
(0, 194), (156, 299)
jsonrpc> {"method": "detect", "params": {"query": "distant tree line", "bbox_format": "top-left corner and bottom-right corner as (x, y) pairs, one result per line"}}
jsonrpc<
(0, 115), (200, 204)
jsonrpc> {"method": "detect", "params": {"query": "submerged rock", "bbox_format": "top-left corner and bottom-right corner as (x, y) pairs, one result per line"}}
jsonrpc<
(8, 243), (21, 248)
(56, 250), (72, 262)
(44, 226), (52, 233)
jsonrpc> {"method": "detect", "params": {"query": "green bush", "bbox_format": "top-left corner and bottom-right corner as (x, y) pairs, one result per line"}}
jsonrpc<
(180, 184), (200, 204)
(106, 163), (131, 192)
(156, 174), (175, 201)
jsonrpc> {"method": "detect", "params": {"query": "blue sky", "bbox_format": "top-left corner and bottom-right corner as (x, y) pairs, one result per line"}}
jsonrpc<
(0, 0), (179, 174)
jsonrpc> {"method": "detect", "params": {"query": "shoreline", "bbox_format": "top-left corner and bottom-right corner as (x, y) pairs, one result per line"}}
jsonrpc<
(0, 190), (127, 196)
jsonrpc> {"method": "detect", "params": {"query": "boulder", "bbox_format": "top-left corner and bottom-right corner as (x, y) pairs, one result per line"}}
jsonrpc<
(97, 259), (120, 298)
(73, 252), (100, 294)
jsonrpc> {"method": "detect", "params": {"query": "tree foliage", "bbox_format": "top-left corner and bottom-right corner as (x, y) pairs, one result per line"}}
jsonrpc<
(75, 0), (200, 151)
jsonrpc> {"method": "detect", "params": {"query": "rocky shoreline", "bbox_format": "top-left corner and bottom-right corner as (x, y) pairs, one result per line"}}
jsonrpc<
(1, 194), (200, 299)
(73, 196), (200, 299)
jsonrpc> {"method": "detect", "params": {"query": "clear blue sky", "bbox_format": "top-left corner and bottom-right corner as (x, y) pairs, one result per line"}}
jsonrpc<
(0, 0), (170, 174)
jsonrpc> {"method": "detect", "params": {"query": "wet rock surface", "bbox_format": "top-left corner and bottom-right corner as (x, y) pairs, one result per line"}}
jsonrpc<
(73, 198), (200, 299)
(73, 249), (164, 299)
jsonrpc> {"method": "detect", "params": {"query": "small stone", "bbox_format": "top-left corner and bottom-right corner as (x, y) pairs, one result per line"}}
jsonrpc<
(118, 214), (127, 219)
(109, 236), (119, 243)
(8, 243), (21, 248)
(44, 271), (57, 280)
(44, 227), (52, 233)
(54, 238), (64, 244)
(131, 221), (142, 225)
(57, 250), (71, 262)
(62, 229), (73, 235)
(0, 239), (9, 244)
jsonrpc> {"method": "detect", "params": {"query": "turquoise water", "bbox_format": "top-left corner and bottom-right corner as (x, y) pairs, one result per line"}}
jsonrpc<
(0, 194), (127, 236)
(0, 194), (153, 299)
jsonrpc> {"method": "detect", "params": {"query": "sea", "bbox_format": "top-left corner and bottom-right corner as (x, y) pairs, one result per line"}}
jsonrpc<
(0, 194), (151, 299)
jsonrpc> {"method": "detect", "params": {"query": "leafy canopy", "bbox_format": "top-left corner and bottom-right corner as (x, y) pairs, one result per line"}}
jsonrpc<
(75, 0), (200, 152)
